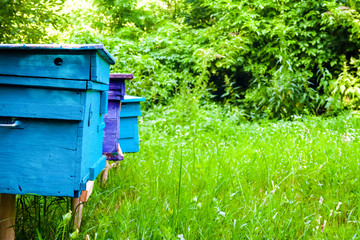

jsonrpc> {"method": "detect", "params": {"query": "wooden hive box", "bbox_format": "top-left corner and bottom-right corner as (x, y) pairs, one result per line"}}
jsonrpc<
(0, 44), (115, 198)
(119, 95), (145, 153)
(102, 73), (132, 160)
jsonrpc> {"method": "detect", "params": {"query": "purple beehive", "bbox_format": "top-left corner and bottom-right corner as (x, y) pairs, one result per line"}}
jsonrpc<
(103, 73), (133, 160)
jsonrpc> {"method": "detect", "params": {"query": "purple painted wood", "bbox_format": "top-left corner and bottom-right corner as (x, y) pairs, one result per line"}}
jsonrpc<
(102, 73), (133, 160)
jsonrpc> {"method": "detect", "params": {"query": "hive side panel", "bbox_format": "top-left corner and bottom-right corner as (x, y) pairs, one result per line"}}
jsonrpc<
(73, 92), (87, 193)
(0, 51), (90, 80)
(103, 100), (121, 154)
(119, 117), (140, 153)
(90, 52), (110, 85)
(120, 103), (142, 117)
(0, 75), (88, 90)
(79, 91), (106, 183)
(0, 119), (78, 196)
(0, 86), (84, 120)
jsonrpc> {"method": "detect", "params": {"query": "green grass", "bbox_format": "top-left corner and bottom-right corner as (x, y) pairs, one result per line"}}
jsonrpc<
(75, 97), (360, 239)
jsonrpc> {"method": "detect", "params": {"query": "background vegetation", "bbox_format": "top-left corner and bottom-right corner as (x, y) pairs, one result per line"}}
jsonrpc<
(2, 0), (360, 239)
(3, 0), (360, 119)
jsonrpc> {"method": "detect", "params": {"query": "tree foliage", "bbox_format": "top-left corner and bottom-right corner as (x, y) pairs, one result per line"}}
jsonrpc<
(2, 0), (360, 119)
(0, 0), (65, 43)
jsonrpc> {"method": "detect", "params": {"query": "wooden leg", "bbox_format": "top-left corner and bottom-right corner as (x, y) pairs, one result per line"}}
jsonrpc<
(72, 181), (94, 229)
(101, 160), (111, 184)
(0, 194), (16, 240)
(72, 198), (83, 230)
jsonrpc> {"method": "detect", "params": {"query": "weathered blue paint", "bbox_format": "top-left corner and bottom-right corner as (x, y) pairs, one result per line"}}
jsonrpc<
(0, 44), (115, 198)
(0, 44), (115, 65)
(119, 95), (146, 153)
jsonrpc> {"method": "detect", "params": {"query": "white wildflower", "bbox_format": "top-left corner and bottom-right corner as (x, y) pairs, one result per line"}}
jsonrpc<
(317, 215), (322, 225)
(216, 207), (226, 217)
(336, 201), (342, 210)
(321, 220), (327, 233)
(178, 234), (185, 240)
(319, 196), (324, 205)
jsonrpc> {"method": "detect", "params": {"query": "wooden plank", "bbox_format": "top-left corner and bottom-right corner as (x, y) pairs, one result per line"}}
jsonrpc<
(0, 119), (77, 196)
(0, 44), (115, 65)
(90, 52), (110, 84)
(86, 81), (109, 91)
(119, 117), (140, 153)
(79, 91), (106, 182)
(89, 156), (107, 180)
(119, 117), (136, 138)
(0, 194), (15, 240)
(0, 75), (88, 90)
(110, 73), (133, 79)
(0, 52), (91, 80)
(0, 103), (84, 120)
(100, 91), (108, 115)
(79, 181), (94, 202)
(0, 85), (83, 120)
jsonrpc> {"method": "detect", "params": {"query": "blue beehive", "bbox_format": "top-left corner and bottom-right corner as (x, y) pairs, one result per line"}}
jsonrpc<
(119, 95), (145, 153)
(0, 44), (115, 198)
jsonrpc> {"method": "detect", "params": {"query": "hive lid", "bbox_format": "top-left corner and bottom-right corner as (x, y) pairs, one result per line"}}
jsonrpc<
(0, 44), (116, 65)
(121, 95), (146, 103)
(110, 73), (133, 80)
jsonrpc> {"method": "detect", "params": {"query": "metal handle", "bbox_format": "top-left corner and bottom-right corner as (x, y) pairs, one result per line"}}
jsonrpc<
(0, 120), (20, 127)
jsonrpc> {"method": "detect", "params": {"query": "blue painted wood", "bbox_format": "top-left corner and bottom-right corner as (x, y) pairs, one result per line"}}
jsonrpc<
(0, 118), (78, 196)
(100, 91), (108, 115)
(119, 95), (145, 153)
(0, 85), (84, 120)
(0, 103), (84, 120)
(0, 44), (114, 84)
(87, 81), (109, 91)
(120, 96), (145, 117)
(0, 52), (91, 80)
(0, 44), (115, 65)
(0, 45), (114, 197)
(89, 155), (107, 180)
(90, 52), (111, 85)
(0, 76), (88, 90)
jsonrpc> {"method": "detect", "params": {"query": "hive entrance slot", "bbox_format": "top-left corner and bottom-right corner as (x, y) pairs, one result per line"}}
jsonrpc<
(54, 58), (63, 66)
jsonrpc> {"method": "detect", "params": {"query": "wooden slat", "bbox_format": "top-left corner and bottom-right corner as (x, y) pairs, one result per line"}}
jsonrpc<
(0, 75), (88, 90)
(0, 103), (84, 120)
(0, 119), (77, 197)
(0, 44), (115, 65)
(89, 156), (107, 180)
(0, 52), (91, 80)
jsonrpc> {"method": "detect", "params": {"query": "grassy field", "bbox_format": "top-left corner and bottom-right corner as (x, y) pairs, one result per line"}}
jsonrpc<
(72, 97), (360, 239)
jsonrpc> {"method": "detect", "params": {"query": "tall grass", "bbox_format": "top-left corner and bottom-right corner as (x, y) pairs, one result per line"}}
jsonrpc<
(77, 95), (360, 239)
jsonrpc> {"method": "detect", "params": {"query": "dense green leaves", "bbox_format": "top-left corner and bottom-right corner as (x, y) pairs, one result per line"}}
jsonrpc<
(2, 0), (360, 118)
(0, 0), (65, 43)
